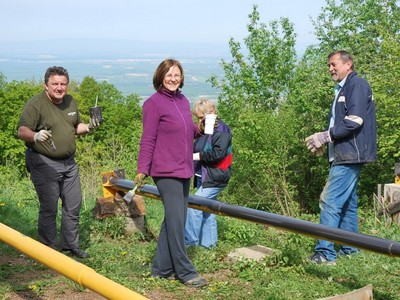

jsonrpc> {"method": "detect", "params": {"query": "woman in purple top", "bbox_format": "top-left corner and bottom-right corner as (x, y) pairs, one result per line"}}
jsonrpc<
(134, 59), (207, 288)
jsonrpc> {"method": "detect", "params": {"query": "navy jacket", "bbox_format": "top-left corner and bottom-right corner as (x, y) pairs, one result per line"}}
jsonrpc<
(194, 119), (232, 188)
(328, 71), (377, 165)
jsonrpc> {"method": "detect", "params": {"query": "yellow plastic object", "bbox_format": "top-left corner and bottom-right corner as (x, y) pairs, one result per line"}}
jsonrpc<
(101, 171), (120, 198)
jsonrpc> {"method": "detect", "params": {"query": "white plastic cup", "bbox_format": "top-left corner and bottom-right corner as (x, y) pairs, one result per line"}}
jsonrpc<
(204, 114), (217, 134)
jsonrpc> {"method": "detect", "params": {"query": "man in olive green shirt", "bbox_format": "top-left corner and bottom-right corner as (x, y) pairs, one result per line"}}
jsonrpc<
(18, 66), (100, 259)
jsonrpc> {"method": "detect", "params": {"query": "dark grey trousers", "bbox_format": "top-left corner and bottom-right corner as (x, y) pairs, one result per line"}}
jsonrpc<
(152, 177), (198, 283)
(26, 149), (82, 250)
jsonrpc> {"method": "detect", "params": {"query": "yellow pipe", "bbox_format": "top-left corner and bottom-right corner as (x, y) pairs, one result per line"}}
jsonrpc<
(0, 223), (148, 300)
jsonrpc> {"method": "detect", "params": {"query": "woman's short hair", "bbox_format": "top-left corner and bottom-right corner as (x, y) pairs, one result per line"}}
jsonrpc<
(192, 99), (217, 115)
(153, 58), (184, 90)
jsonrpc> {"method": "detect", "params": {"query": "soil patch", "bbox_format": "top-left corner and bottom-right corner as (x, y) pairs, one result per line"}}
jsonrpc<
(0, 254), (105, 300)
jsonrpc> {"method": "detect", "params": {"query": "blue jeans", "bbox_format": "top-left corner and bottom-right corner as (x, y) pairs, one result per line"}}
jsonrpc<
(315, 164), (363, 261)
(185, 185), (224, 248)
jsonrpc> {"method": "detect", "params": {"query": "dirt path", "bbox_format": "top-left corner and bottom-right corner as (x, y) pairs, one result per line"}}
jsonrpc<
(1, 255), (106, 300)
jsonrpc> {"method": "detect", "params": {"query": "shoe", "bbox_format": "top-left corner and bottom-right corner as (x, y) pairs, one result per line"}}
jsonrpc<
(166, 274), (177, 281)
(309, 252), (336, 265)
(63, 248), (89, 259)
(184, 276), (207, 288)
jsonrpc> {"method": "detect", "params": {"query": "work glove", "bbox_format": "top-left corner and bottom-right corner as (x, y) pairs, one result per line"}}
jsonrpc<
(315, 145), (326, 157)
(34, 129), (52, 143)
(88, 116), (101, 131)
(305, 131), (331, 153)
(134, 173), (147, 188)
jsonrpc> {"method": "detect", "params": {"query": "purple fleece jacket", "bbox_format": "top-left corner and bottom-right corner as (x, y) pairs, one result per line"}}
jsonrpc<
(137, 88), (199, 178)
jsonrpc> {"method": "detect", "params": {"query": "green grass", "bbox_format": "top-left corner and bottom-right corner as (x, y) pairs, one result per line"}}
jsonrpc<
(1, 175), (400, 299)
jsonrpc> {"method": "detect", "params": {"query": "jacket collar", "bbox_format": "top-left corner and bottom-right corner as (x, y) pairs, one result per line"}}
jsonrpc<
(157, 88), (182, 100)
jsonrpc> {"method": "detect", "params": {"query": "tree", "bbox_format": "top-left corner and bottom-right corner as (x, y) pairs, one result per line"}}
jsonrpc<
(72, 77), (143, 197)
(0, 79), (42, 173)
(209, 0), (400, 214)
(211, 6), (297, 117)
(210, 5), (300, 215)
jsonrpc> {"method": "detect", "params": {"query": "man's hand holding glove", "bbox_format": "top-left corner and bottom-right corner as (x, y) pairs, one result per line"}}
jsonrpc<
(305, 131), (332, 154)
(34, 129), (52, 143)
(134, 173), (147, 188)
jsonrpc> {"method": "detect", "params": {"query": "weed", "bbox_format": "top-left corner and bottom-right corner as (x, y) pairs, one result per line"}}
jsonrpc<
(89, 215), (127, 239)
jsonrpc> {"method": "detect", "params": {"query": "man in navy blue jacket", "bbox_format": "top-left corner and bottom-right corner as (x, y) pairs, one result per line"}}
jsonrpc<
(305, 50), (377, 265)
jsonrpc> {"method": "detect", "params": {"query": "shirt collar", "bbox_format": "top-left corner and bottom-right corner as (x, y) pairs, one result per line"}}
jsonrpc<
(338, 77), (347, 89)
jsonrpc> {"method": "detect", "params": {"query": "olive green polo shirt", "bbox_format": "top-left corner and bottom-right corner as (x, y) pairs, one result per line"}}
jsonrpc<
(18, 91), (82, 159)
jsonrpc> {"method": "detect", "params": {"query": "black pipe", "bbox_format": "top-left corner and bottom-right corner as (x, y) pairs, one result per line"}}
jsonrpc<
(110, 178), (400, 257)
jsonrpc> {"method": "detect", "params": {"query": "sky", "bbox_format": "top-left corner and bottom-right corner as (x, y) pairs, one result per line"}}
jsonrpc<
(0, 0), (327, 56)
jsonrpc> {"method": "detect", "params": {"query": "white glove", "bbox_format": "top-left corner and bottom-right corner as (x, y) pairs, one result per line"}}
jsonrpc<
(305, 131), (331, 153)
(193, 152), (200, 161)
(88, 117), (100, 131)
(34, 130), (52, 143)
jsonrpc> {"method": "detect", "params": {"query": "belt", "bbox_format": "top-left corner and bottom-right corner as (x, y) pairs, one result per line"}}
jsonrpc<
(27, 148), (74, 160)
(27, 147), (39, 153)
